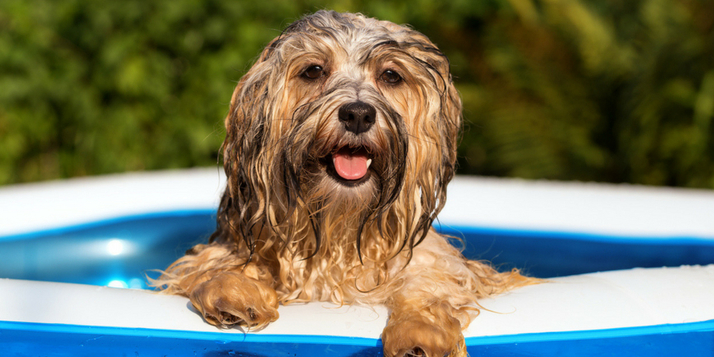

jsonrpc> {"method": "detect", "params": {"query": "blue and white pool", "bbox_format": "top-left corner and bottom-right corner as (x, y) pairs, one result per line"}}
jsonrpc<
(1, 169), (713, 356)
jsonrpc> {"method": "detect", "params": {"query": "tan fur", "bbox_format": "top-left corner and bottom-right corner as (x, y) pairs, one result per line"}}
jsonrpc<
(151, 11), (534, 357)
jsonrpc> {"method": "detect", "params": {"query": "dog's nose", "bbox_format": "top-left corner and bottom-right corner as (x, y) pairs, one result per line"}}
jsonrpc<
(338, 102), (376, 134)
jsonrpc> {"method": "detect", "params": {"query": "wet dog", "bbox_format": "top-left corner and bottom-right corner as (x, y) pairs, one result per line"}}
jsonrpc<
(154, 11), (528, 357)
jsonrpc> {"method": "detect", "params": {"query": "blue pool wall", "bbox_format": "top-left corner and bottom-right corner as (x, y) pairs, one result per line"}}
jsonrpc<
(1, 210), (713, 288)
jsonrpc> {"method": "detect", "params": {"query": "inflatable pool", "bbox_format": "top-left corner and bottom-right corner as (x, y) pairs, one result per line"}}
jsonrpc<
(1, 169), (713, 356)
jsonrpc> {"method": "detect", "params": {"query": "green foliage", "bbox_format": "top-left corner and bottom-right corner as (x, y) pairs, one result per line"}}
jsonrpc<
(450, 0), (714, 188)
(0, 0), (713, 188)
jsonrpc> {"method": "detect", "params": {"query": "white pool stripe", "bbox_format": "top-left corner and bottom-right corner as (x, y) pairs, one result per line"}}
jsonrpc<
(442, 176), (714, 239)
(1, 265), (712, 339)
(2, 169), (714, 239)
(0, 168), (226, 237)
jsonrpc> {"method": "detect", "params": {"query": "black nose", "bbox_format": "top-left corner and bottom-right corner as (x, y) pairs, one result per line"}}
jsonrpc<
(338, 102), (376, 135)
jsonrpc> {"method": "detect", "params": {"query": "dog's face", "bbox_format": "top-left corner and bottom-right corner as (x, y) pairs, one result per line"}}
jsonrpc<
(217, 11), (461, 260)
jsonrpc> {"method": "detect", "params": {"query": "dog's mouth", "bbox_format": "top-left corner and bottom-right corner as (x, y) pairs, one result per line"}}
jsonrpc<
(323, 146), (374, 184)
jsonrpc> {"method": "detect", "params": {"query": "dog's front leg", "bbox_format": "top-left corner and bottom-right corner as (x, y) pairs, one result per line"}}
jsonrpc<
(381, 276), (467, 356)
(159, 244), (279, 330)
(378, 233), (486, 357)
(189, 263), (279, 329)
(381, 287), (468, 357)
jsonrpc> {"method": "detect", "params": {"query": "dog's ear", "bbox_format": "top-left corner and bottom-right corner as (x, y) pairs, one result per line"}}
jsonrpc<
(398, 35), (463, 251)
(212, 43), (280, 251)
(407, 33), (462, 170)
(436, 61), (462, 203)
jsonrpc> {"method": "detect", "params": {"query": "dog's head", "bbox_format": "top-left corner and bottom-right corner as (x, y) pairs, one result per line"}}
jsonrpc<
(213, 11), (461, 262)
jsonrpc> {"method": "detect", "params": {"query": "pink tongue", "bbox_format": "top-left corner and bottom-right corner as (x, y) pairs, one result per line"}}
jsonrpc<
(333, 150), (369, 180)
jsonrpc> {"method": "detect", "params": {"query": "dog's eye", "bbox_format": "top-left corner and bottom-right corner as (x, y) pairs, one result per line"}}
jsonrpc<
(302, 65), (324, 80)
(380, 70), (402, 84)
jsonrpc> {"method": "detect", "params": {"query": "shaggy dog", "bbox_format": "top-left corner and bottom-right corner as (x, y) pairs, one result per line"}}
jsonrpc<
(154, 11), (528, 357)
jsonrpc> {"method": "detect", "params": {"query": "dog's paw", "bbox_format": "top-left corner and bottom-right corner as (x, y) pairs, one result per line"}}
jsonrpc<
(189, 271), (279, 329)
(381, 310), (465, 357)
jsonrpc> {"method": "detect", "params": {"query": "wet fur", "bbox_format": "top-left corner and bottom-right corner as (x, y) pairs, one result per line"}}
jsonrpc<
(152, 11), (531, 357)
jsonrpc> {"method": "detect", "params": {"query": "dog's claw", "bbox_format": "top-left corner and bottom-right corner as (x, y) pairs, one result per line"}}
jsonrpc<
(219, 311), (240, 325)
(247, 307), (257, 321)
(404, 347), (426, 357)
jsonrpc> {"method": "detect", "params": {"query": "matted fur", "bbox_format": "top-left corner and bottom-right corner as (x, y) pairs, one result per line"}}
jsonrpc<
(152, 11), (532, 357)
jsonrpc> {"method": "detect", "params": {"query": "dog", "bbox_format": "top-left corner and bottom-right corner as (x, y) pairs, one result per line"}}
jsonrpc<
(153, 11), (529, 357)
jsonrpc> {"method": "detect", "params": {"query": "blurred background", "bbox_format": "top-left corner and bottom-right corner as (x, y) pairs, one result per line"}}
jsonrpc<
(1, 0), (713, 189)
